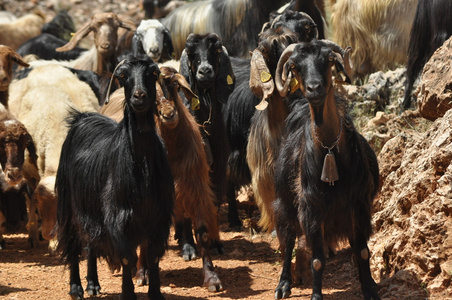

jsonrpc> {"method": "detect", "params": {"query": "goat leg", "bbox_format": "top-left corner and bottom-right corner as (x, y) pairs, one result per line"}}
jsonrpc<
(195, 226), (223, 292)
(26, 192), (39, 247)
(349, 236), (380, 300)
(146, 247), (165, 300)
(85, 248), (101, 296)
(175, 218), (197, 261)
(226, 183), (243, 231)
(68, 252), (84, 300)
(120, 260), (137, 300)
(309, 228), (325, 300)
(274, 229), (295, 299)
(136, 243), (149, 286)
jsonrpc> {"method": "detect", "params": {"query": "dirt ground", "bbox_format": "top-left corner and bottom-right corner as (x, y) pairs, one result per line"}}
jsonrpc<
(0, 202), (425, 300)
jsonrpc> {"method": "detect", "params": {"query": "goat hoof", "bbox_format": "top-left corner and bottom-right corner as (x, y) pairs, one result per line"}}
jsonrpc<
(86, 281), (101, 296)
(181, 243), (197, 261)
(207, 283), (223, 292)
(120, 292), (137, 300)
(275, 280), (291, 299)
(210, 240), (225, 255)
(204, 271), (223, 292)
(69, 284), (84, 300)
(363, 286), (380, 300)
(311, 293), (323, 300)
(136, 269), (148, 286)
(0, 239), (5, 250)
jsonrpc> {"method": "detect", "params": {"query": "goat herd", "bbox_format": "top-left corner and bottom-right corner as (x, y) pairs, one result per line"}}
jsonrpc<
(0, 0), (451, 299)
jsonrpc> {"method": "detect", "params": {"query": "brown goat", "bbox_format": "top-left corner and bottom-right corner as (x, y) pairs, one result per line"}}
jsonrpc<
(0, 45), (30, 109)
(56, 12), (136, 75)
(246, 29), (298, 232)
(0, 119), (39, 249)
(101, 66), (223, 292)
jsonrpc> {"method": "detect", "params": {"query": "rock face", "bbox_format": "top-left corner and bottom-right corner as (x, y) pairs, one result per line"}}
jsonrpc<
(370, 109), (452, 297)
(417, 36), (452, 121)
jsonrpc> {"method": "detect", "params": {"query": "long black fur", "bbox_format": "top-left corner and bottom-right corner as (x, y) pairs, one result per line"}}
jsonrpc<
(402, 0), (452, 109)
(55, 56), (174, 300)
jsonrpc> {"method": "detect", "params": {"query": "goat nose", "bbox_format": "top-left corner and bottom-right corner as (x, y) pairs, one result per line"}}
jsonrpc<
(101, 43), (111, 50)
(306, 82), (322, 93)
(149, 47), (159, 54)
(198, 66), (213, 76)
(134, 90), (146, 99)
(6, 168), (22, 183)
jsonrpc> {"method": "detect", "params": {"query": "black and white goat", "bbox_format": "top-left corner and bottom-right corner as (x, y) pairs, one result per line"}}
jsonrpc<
(54, 56), (175, 300)
(272, 40), (380, 300)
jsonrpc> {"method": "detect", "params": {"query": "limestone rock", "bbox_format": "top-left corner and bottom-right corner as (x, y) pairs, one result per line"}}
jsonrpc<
(417, 37), (452, 121)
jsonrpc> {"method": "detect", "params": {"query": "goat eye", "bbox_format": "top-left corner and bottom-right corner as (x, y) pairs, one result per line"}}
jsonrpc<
(305, 24), (310, 30)
(328, 56), (335, 62)
(119, 73), (125, 78)
(153, 71), (158, 76)
(217, 48), (222, 53)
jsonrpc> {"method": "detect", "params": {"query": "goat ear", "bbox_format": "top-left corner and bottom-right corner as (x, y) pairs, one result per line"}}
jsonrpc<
(131, 33), (144, 57)
(250, 49), (274, 110)
(161, 28), (175, 62)
(215, 46), (235, 104)
(9, 52), (29, 68)
(25, 134), (38, 166)
(179, 49), (192, 86)
(173, 73), (198, 104)
(56, 21), (92, 52)
(117, 15), (136, 32)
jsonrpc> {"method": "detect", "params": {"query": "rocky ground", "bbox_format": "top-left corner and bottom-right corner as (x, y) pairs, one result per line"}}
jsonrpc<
(1, 0), (452, 299)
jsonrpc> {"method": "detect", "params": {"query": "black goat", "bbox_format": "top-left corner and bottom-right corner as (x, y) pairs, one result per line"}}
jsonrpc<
(223, 12), (319, 230)
(285, 0), (325, 39)
(15, 10), (87, 65)
(180, 33), (236, 234)
(55, 56), (174, 300)
(402, 0), (452, 109)
(272, 40), (380, 299)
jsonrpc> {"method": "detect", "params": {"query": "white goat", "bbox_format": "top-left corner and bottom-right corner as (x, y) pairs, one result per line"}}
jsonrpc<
(132, 19), (175, 62)
(0, 11), (45, 50)
(8, 64), (99, 252)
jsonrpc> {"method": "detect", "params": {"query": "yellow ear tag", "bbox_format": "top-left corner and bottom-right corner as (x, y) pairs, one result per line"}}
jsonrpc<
(290, 77), (299, 93)
(260, 71), (272, 83)
(227, 75), (234, 85)
(191, 97), (200, 110)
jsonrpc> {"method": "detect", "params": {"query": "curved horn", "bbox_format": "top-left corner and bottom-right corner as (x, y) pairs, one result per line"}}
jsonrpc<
(105, 59), (127, 104)
(320, 39), (354, 80)
(275, 43), (297, 97)
(56, 21), (92, 52)
(117, 15), (136, 31)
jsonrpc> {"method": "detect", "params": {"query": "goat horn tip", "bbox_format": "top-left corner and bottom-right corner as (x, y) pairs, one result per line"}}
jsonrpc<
(255, 99), (269, 111)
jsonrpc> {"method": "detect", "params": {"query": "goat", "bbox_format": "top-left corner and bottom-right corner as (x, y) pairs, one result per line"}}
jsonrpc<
(142, 0), (186, 19)
(223, 12), (319, 230)
(162, 0), (292, 59)
(331, 0), (417, 79)
(245, 28), (300, 232)
(0, 45), (30, 109)
(272, 40), (380, 299)
(283, 0), (325, 39)
(101, 65), (223, 291)
(8, 63), (100, 252)
(180, 32), (236, 232)
(0, 119), (38, 249)
(0, 11), (45, 50)
(30, 12), (136, 75)
(15, 10), (86, 65)
(402, 0), (452, 109)
(117, 19), (174, 63)
(54, 56), (175, 300)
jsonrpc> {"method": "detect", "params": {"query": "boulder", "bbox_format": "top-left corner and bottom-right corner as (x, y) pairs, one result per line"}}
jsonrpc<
(417, 36), (452, 121)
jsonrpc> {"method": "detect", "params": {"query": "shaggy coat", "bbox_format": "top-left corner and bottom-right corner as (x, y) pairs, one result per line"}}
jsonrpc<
(55, 57), (174, 300)
(162, 0), (290, 58)
(272, 40), (380, 300)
